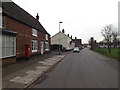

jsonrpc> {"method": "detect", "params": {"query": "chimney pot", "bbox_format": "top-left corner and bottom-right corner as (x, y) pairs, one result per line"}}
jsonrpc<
(36, 13), (39, 21)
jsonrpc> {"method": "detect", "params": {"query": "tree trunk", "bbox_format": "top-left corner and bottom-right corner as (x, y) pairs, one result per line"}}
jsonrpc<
(113, 39), (117, 48)
(107, 42), (111, 54)
(108, 47), (111, 54)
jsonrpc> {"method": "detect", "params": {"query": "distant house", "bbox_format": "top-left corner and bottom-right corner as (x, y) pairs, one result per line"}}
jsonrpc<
(51, 31), (75, 51)
(72, 37), (82, 49)
(1, 2), (51, 65)
(89, 37), (99, 49)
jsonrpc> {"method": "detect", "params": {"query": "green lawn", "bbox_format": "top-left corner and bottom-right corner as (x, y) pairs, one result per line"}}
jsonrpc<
(92, 48), (120, 60)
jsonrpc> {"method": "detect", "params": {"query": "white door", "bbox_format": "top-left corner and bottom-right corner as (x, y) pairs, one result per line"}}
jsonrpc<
(41, 41), (44, 55)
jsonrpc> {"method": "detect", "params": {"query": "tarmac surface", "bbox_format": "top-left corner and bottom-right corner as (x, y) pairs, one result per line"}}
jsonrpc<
(30, 48), (118, 88)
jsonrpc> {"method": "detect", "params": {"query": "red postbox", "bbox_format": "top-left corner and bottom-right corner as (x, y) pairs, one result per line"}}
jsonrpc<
(24, 45), (30, 60)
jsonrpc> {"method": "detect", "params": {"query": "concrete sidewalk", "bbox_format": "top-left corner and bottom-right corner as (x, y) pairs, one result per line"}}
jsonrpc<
(2, 53), (66, 88)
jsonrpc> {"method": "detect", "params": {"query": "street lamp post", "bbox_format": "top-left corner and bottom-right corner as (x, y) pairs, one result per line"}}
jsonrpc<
(59, 21), (63, 55)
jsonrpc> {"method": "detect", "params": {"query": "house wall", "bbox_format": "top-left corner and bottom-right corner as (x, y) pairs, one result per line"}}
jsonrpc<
(66, 37), (72, 50)
(2, 57), (16, 66)
(70, 42), (75, 50)
(51, 32), (73, 50)
(4, 16), (32, 58)
(2, 16), (50, 65)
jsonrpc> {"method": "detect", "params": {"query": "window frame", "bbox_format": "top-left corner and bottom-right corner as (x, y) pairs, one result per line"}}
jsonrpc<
(32, 28), (38, 37)
(32, 40), (38, 52)
(45, 42), (49, 51)
(1, 35), (16, 58)
(0, 5), (2, 29)
(46, 34), (48, 40)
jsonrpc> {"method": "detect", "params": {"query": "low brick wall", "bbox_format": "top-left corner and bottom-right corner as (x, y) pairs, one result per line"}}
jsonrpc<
(2, 57), (16, 66)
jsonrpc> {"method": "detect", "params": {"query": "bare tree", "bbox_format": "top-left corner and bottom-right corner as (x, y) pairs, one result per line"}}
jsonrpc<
(101, 24), (113, 54)
(112, 28), (119, 48)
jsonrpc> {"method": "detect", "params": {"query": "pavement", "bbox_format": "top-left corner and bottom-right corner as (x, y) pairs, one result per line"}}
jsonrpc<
(2, 52), (67, 89)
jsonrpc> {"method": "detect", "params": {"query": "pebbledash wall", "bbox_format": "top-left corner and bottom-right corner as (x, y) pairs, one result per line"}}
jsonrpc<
(2, 2), (51, 66)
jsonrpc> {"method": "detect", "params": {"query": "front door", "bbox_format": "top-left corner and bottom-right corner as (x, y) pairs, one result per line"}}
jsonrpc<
(41, 41), (44, 55)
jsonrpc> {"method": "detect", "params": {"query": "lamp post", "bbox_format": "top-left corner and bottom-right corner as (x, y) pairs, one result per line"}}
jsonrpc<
(59, 21), (63, 55)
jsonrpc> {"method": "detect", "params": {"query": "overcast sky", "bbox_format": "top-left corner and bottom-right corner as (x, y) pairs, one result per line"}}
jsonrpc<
(12, 0), (119, 43)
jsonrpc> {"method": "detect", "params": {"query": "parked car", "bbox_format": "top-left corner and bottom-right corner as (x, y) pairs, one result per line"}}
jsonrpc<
(73, 47), (80, 52)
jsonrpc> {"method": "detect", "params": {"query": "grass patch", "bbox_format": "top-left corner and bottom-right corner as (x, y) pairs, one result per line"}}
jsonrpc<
(92, 48), (120, 60)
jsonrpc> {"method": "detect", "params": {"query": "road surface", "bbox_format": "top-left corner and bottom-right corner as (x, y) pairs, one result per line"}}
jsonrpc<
(30, 48), (118, 88)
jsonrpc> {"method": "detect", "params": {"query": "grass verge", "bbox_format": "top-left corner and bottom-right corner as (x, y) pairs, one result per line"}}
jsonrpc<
(92, 48), (120, 60)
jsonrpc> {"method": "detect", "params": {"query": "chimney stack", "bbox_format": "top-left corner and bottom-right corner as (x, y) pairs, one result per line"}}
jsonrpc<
(80, 39), (82, 44)
(75, 37), (77, 39)
(67, 34), (69, 37)
(94, 40), (97, 43)
(36, 13), (39, 21)
(62, 29), (65, 33)
(91, 37), (94, 40)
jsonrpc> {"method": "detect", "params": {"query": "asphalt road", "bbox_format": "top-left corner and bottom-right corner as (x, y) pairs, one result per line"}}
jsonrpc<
(31, 48), (118, 88)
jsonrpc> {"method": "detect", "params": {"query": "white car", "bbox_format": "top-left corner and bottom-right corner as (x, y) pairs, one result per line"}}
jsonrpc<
(73, 47), (80, 52)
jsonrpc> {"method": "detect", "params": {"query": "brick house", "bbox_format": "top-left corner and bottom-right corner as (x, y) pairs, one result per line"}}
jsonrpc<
(1, 2), (51, 65)
(72, 37), (82, 49)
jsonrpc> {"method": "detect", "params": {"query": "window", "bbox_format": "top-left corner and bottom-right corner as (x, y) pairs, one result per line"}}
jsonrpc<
(32, 28), (37, 37)
(46, 34), (48, 40)
(45, 42), (49, 51)
(32, 40), (37, 52)
(0, 14), (2, 28)
(41, 41), (44, 48)
(2, 35), (16, 58)
(0, 34), (2, 58)
(0, 8), (2, 28)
